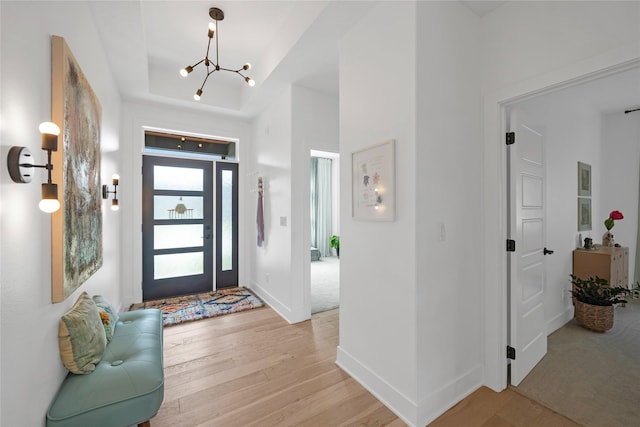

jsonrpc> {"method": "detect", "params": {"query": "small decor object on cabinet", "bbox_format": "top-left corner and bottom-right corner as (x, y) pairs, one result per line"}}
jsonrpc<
(602, 210), (623, 247)
(352, 140), (395, 221)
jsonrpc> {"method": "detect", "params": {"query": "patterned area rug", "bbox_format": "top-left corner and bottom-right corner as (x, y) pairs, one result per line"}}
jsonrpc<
(129, 287), (264, 327)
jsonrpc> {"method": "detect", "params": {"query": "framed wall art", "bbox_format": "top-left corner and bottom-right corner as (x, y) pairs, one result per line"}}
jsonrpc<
(352, 139), (395, 221)
(577, 197), (592, 231)
(578, 161), (591, 197)
(51, 35), (103, 302)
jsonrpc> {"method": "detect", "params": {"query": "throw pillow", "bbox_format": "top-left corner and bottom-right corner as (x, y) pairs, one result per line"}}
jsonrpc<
(92, 295), (119, 342)
(58, 292), (107, 374)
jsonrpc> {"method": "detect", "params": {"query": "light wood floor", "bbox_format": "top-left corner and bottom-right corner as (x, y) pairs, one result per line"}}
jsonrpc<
(152, 307), (579, 427)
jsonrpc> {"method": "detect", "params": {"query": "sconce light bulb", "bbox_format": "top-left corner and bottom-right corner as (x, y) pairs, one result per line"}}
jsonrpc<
(112, 174), (120, 185)
(194, 89), (202, 101)
(374, 205), (379, 211)
(243, 63), (251, 71)
(111, 199), (119, 211)
(39, 122), (60, 136)
(245, 77), (255, 87)
(39, 198), (60, 213)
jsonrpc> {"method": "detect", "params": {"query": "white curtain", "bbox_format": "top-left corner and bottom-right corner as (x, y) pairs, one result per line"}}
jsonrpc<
(311, 157), (333, 257)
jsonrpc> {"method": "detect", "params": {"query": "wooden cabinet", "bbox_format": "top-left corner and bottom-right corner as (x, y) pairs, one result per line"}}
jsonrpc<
(573, 246), (629, 287)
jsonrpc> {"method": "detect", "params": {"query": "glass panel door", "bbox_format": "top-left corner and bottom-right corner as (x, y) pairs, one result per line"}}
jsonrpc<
(142, 156), (213, 300)
(216, 162), (238, 288)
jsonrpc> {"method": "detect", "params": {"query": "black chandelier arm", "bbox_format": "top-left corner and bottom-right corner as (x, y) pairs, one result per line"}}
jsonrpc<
(219, 67), (243, 74)
(191, 58), (206, 69)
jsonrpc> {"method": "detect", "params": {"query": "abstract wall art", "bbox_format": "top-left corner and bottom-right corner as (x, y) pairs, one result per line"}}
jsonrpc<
(50, 35), (103, 302)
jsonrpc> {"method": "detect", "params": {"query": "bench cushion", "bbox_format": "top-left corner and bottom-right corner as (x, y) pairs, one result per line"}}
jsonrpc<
(46, 309), (164, 427)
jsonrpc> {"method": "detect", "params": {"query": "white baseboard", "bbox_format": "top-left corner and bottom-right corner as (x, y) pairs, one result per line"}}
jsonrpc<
(336, 346), (418, 426)
(337, 346), (483, 427)
(546, 306), (573, 335)
(249, 280), (309, 324)
(416, 364), (483, 426)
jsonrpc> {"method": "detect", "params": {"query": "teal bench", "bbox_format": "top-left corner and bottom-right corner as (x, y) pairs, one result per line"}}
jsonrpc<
(46, 309), (164, 427)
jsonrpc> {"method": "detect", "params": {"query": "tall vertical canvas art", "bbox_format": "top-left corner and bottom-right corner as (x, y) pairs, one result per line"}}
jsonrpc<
(51, 36), (103, 302)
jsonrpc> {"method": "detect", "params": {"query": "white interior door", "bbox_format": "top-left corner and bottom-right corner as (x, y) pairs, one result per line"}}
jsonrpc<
(508, 108), (548, 386)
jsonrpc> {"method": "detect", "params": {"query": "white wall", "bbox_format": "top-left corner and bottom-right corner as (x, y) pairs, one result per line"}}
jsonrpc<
(119, 100), (249, 307)
(247, 85), (339, 323)
(481, 1), (640, 391)
(336, 2), (418, 424)
(248, 87), (297, 320)
(0, 2), (121, 425)
(415, 2), (482, 424)
(601, 112), (640, 282)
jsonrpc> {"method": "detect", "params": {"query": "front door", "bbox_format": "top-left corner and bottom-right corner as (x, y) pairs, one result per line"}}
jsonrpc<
(508, 108), (548, 386)
(142, 155), (214, 300)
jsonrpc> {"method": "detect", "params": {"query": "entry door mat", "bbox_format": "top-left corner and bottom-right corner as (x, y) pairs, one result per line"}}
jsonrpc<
(129, 287), (264, 327)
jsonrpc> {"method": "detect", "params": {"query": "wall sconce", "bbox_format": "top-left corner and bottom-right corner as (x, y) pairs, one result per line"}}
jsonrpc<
(7, 122), (61, 213)
(102, 174), (119, 211)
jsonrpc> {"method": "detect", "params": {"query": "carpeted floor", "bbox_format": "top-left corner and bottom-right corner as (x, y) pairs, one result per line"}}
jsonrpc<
(311, 256), (340, 314)
(514, 299), (640, 427)
(129, 287), (264, 327)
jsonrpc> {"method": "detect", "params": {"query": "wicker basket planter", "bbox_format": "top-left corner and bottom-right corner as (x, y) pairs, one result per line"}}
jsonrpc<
(574, 300), (614, 332)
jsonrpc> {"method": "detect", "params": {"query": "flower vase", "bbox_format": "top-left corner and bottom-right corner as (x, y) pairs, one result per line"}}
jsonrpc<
(602, 231), (614, 247)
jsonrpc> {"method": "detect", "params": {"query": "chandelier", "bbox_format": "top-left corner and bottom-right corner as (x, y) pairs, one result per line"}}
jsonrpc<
(180, 7), (255, 101)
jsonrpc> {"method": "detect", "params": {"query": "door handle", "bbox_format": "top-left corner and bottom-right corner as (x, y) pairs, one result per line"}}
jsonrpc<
(544, 247), (554, 255)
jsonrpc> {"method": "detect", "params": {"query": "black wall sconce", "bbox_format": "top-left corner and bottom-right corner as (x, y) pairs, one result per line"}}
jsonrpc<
(7, 122), (61, 213)
(102, 174), (119, 211)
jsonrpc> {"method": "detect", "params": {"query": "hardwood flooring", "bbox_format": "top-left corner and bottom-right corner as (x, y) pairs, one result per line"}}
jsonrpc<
(152, 307), (579, 427)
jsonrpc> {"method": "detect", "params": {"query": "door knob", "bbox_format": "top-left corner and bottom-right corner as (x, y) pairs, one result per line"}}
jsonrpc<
(544, 247), (554, 255)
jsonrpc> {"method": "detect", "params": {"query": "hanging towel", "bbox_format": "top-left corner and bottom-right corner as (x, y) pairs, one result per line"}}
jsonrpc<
(257, 178), (264, 246)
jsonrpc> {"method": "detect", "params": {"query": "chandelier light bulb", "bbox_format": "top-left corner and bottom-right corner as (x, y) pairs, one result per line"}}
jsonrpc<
(243, 63), (251, 71)
(245, 77), (255, 87)
(194, 89), (202, 101)
(208, 22), (216, 31)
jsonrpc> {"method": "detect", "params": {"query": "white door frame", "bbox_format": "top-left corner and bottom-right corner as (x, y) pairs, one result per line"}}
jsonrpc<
(482, 48), (640, 391)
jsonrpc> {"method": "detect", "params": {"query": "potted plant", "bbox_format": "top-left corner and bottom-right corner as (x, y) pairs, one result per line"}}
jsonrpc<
(329, 235), (340, 258)
(569, 274), (638, 332)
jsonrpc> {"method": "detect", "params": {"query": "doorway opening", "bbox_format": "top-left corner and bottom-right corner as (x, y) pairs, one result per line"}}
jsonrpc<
(310, 150), (340, 314)
(503, 65), (640, 387)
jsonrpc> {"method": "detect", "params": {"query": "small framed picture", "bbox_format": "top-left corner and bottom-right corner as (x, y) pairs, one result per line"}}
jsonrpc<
(578, 162), (591, 197)
(578, 197), (592, 231)
(352, 140), (395, 221)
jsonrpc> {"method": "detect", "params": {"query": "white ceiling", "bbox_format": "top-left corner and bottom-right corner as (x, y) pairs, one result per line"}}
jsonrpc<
(87, 1), (637, 119)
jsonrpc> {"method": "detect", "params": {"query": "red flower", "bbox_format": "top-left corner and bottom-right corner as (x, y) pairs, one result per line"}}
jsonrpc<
(609, 210), (624, 220)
